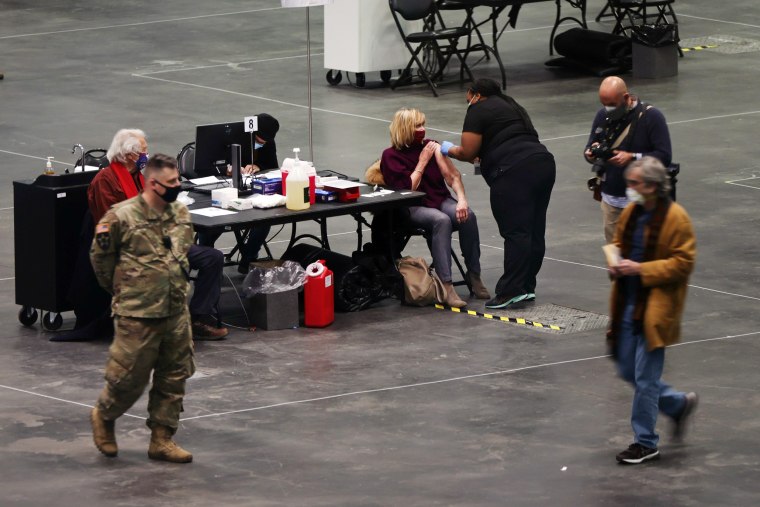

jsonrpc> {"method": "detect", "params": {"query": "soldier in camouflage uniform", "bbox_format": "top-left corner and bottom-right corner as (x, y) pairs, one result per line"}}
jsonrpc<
(89, 153), (196, 463)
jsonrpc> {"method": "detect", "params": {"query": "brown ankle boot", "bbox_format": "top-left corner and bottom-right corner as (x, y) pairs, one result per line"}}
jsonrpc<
(91, 407), (117, 457)
(466, 271), (491, 299)
(443, 282), (467, 308)
(148, 425), (193, 463)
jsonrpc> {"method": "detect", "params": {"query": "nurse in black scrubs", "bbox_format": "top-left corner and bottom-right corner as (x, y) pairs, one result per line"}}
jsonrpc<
(442, 78), (556, 309)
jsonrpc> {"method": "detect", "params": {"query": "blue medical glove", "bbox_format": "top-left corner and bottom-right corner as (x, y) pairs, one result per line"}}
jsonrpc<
(440, 141), (454, 156)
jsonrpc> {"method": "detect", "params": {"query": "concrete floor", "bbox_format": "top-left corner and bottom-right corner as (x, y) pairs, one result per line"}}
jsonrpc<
(2, 1), (760, 505)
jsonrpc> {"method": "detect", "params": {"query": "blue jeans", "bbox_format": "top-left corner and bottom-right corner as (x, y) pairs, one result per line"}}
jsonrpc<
(617, 304), (686, 448)
(407, 197), (481, 283)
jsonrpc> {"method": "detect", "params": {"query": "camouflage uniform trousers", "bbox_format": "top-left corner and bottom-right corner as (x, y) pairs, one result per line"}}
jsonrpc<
(96, 310), (195, 432)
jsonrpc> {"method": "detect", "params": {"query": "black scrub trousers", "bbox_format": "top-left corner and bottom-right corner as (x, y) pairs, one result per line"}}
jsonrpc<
(489, 152), (555, 299)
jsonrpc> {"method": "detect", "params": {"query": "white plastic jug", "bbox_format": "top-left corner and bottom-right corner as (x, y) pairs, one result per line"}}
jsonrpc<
(286, 160), (310, 211)
(281, 147), (301, 197)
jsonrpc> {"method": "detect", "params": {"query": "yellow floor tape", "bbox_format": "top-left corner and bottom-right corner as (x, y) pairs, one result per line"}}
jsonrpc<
(434, 304), (562, 331)
(681, 45), (718, 52)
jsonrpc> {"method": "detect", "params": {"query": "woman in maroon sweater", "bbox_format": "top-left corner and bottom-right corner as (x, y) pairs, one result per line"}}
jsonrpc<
(380, 108), (489, 308)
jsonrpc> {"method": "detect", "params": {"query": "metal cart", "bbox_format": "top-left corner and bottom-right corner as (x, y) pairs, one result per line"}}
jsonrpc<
(14, 171), (97, 330)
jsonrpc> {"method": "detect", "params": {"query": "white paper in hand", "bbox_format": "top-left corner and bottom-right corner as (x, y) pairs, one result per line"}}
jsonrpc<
(602, 244), (622, 267)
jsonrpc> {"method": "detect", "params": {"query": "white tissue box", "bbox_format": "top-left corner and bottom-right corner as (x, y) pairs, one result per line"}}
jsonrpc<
(211, 188), (238, 208)
(228, 198), (254, 211)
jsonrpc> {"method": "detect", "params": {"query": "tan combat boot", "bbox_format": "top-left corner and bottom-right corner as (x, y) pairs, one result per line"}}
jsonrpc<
(466, 271), (491, 300)
(90, 407), (117, 457)
(148, 425), (193, 463)
(443, 282), (467, 309)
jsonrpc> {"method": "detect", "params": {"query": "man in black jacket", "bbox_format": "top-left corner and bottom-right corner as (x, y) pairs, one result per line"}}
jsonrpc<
(198, 113), (280, 273)
(245, 113), (279, 174)
(585, 77), (672, 243)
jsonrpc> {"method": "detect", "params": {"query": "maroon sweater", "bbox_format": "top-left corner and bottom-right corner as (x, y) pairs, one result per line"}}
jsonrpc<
(380, 140), (451, 209)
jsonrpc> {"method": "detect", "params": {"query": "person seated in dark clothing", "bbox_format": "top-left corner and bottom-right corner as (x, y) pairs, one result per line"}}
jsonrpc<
(197, 113), (280, 273)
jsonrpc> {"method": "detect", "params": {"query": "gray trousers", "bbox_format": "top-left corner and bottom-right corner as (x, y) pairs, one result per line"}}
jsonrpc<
(407, 197), (481, 283)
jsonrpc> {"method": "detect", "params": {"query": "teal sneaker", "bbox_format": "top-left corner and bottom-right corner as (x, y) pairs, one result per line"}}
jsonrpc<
(485, 293), (527, 309)
(523, 293), (536, 302)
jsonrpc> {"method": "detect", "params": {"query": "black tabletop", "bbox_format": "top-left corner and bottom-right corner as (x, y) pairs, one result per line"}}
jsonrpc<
(187, 187), (425, 232)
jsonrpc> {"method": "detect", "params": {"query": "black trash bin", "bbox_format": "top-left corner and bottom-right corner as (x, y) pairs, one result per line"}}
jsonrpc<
(632, 24), (678, 79)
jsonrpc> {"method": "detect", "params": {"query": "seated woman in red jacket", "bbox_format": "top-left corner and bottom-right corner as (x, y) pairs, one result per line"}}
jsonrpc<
(380, 107), (489, 308)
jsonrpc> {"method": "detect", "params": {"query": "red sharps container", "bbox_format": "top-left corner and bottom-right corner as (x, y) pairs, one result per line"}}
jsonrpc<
(304, 260), (334, 327)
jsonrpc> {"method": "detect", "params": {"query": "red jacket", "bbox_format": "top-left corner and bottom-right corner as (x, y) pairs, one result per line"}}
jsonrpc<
(88, 161), (144, 223)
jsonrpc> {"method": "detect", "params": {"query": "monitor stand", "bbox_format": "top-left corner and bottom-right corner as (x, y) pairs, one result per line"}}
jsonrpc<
(230, 144), (257, 196)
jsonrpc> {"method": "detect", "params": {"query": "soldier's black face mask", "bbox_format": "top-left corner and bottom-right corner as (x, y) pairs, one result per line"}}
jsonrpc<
(154, 180), (182, 203)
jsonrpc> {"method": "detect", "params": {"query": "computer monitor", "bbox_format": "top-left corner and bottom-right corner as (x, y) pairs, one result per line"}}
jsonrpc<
(193, 121), (254, 178)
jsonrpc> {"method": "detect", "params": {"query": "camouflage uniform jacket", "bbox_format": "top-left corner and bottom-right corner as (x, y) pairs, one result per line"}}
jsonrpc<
(90, 194), (194, 318)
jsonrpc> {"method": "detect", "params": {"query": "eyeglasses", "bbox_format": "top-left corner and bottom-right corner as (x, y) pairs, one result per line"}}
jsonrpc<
(625, 179), (644, 185)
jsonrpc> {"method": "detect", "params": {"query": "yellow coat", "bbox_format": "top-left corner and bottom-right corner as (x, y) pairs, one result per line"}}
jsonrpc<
(609, 201), (697, 350)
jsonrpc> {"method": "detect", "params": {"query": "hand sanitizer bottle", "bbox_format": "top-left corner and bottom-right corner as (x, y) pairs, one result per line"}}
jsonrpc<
(45, 157), (55, 175)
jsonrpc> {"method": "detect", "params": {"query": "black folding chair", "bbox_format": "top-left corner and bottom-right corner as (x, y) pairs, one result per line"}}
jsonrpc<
(436, 0), (507, 89)
(389, 0), (474, 97)
(177, 141), (197, 180)
(371, 209), (472, 293)
(610, 0), (682, 55)
(401, 226), (472, 293)
(596, 0), (615, 22)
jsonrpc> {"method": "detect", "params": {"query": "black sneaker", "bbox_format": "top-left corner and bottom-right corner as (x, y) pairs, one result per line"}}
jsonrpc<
(616, 443), (660, 464)
(672, 392), (699, 441)
(485, 293), (527, 309)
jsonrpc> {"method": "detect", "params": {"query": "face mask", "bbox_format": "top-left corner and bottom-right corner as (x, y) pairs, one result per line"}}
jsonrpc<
(413, 129), (425, 144)
(468, 94), (479, 107)
(606, 102), (628, 122)
(155, 181), (182, 203)
(254, 142), (264, 150)
(626, 187), (646, 205)
(135, 152), (149, 171)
